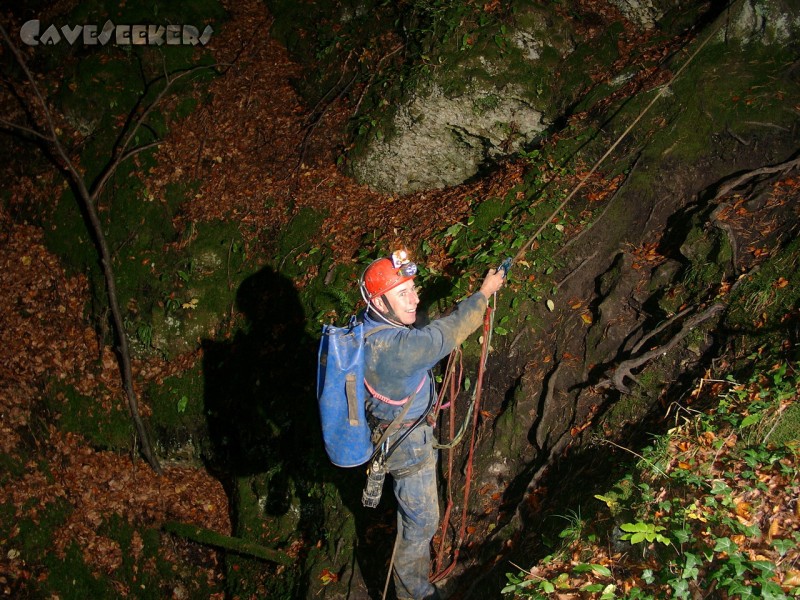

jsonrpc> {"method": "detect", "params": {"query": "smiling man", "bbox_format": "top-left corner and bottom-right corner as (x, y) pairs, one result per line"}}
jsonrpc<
(359, 250), (505, 600)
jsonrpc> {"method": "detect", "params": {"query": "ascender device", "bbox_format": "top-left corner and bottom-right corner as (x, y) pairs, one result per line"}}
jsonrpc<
(498, 257), (513, 278)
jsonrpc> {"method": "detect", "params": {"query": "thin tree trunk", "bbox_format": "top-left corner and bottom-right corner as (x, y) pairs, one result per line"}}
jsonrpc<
(1, 25), (212, 474)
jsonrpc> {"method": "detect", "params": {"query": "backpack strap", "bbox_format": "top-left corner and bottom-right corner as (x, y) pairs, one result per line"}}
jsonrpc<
(364, 324), (396, 338)
(362, 323), (422, 460)
(369, 385), (419, 463)
(363, 323), (425, 405)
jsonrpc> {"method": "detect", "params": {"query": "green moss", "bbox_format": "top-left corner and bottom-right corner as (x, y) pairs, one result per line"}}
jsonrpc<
(679, 219), (732, 290)
(469, 196), (513, 239)
(629, 43), (797, 166)
(302, 260), (362, 330)
(89, 515), (206, 598)
(44, 187), (97, 278)
(0, 452), (26, 484)
(491, 385), (528, 458)
(602, 369), (665, 430)
(123, 219), (248, 359)
(276, 206), (327, 279)
(44, 381), (133, 450)
(473, 93), (502, 115)
(174, 95), (199, 120)
(185, 220), (247, 312)
(39, 543), (112, 598)
(224, 475), (302, 598)
(15, 498), (73, 562)
(557, 22), (623, 105)
(763, 402), (800, 446)
(148, 362), (205, 423)
(657, 282), (690, 317)
(148, 360), (210, 461)
(726, 236), (800, 345)
(278, 206), (326, 257)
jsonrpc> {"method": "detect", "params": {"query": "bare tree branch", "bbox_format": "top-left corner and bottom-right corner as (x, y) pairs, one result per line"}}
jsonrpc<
(0, 24), (214, 475)
(351, 43), (404, 119)
(0, 117), (55, 142)
(93, 64), (213, 198)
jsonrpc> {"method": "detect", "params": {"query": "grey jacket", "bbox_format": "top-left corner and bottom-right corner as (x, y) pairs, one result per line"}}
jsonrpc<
(363, 292), (487, 422)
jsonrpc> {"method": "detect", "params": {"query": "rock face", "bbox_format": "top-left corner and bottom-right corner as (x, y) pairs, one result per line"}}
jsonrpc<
(346, 0), (800, 196)
(608, 0), (666, 29)
(349, 83), (546, 194)
(348, 4), (575, 195)
(722, 0), (800, 45)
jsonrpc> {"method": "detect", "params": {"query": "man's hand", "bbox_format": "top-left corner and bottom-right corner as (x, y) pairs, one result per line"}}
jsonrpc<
(479, 268), (506, 299)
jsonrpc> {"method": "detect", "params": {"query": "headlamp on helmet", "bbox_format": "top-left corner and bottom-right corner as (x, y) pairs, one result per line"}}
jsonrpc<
(360, 250), (418, 302)
(391, 249), (417, 278)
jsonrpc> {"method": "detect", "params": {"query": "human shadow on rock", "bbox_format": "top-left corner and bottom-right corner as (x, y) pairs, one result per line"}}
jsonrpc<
(202, 266), (316, 523)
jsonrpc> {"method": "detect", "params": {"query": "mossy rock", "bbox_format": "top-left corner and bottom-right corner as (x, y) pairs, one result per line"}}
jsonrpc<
(302, 260), (362, 331)
(276, 206), (327, 278)
(147, 220), (247, 358)
(225, 474), (305, 597)
(600, 369), (666, 432)
(38, 543), (112, 597)
(490, 384), (528, 459)
(148, 361), (211, 463)
(678, 216), (733, 289)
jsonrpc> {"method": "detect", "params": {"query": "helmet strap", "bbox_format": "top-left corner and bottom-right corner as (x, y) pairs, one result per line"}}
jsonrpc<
(368, 294), (404, 327)
(379, 294), (403, 324)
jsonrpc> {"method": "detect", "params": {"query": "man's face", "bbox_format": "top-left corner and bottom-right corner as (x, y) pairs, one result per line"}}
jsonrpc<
(381, 279), (419, 325)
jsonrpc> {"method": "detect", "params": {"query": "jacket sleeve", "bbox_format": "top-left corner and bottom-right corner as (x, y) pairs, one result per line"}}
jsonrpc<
(389, 292), (488, 376)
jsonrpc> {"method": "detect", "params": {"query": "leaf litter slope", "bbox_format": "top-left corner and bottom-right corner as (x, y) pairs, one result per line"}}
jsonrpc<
(0, 222), (231, 591)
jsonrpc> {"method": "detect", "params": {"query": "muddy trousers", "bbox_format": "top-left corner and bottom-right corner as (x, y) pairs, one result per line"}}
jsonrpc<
(385, 424), (440, 600)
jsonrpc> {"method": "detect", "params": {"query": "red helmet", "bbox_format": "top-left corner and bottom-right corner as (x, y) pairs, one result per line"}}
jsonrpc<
(361, 252), (417, 301)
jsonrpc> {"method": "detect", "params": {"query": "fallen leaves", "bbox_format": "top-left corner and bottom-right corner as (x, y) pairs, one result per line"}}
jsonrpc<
(2, 428), (231, 578)
(628, 241), (665, 268)
(319, 568), (339, 585)
(0, 222), (229, 585)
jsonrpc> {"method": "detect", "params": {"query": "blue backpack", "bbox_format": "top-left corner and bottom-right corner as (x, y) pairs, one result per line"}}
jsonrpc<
(317, 317), (391, 467)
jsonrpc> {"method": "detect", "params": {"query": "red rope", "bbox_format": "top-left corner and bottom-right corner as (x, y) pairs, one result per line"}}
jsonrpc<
(434, 352), (458, 575)
(432, 304), (493, 583)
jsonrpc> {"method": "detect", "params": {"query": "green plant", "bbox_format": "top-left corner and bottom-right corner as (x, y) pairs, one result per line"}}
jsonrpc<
(136, 321), (153, 347)
(504, 357), (800, 599)
(619, 521), (670, 545)
(503, 562), (614, 599)
(554, 508), (585, 547)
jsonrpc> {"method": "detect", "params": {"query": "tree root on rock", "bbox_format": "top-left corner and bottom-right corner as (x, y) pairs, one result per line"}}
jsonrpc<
(597, 302), (726, 394)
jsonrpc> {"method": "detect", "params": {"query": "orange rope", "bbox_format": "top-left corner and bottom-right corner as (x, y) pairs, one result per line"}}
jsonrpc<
(432, 304), (493, 582)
